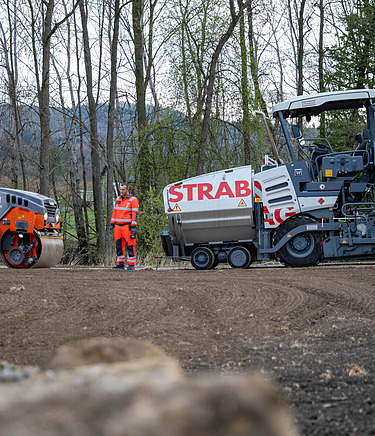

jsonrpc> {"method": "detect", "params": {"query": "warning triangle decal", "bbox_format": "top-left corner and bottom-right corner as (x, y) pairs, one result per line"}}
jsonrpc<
(173, 203), (181, 211)
(238, 199), (247, 207)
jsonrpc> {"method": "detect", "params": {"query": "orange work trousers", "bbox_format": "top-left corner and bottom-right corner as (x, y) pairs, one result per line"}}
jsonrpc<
(114, 225), (136, 266)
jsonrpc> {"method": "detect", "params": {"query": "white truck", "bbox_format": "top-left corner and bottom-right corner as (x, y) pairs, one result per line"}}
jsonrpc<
(161, 89), (375, 269)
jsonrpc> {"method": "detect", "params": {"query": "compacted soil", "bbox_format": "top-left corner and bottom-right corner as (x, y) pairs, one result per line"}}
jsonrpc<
(1, 262), (375, 435)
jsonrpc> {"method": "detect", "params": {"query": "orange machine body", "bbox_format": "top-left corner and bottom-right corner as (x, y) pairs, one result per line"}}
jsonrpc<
(0, 189), (63, 269)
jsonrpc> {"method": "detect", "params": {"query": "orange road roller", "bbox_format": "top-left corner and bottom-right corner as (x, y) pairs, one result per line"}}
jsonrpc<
(0, 188), (63, 268)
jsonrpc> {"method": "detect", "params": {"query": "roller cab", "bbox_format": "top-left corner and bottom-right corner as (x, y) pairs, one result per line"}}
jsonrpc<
(0, 188), (63, 268)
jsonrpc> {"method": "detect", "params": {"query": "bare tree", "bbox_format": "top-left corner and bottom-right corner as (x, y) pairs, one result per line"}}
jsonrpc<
(197, 0), (248, 175)
(0, 5), (24, 189)
(132, 0), (151, 194)
(286, 0), (314, 95)
(72, 7), (93, 263)
(50, 0), (90, 261)
(238, 0), (251, 164)
(105, 0), (121, 259)
(318, 0), (326, 136)
(26, 0), (79, 196)
(165, 0), (210, 176)
(79, 0), (106, 261)
(247, 1), (268, 114)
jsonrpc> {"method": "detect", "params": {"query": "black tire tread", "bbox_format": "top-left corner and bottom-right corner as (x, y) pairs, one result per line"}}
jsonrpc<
(273, 216), (322, 267)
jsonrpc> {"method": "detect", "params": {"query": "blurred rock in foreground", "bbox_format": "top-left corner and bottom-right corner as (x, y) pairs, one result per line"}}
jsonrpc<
(0, 337), (298, 436)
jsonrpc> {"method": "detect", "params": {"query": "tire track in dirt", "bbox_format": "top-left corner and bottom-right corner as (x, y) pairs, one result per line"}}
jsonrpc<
(203, 271), (311, 321)
(286, 267), (375, 318)
(2, 264), (375, 367)
(321, 270), (375, 315)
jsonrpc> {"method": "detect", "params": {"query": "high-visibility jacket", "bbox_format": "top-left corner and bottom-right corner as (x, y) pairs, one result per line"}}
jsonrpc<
(111, 194), (139, 227)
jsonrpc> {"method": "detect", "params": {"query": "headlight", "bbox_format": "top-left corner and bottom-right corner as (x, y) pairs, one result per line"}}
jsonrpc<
(55, 208), (60, 223)
(44, 210), (48, 221)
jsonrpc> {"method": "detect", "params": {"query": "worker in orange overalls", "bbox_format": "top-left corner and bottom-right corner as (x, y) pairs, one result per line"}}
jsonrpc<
(110, 182), (139, 270)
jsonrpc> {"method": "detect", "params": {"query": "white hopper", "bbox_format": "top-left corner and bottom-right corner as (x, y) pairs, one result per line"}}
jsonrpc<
(163, 165), (255, 245)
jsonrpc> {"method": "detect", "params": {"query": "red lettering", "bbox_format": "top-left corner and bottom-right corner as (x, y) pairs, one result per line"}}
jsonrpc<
(275, 206), (296, 224)
(285, 207), (296, 218)
(274, 209), (283, 224)
(198, 183), (214, 200)
(214, 182), (234, 199)
(275, 207), (296, 223)
(169, 185), (183, 202)
(235, 180), (251, 197)
(183, 184), (197, 201)
(171, 180), (251, 202)
(263, 205), (275, 226)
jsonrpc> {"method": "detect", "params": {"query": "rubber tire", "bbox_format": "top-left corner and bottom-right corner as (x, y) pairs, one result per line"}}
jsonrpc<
(274, 216), (322, 267)
(8, 247), (25, 265)
(0, 229), (42, 269)
(191, 247), (215, 270)
(210, 257), (219, 269)
(228, 246), (251, 269)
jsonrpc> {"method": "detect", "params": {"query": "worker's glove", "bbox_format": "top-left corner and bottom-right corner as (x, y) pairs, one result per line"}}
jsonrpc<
(109, 223), (115, 231)
(130, 226), (136, 239)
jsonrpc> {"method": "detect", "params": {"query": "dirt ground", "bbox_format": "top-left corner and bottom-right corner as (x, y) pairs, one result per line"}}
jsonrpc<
(1, 262), (375, 435)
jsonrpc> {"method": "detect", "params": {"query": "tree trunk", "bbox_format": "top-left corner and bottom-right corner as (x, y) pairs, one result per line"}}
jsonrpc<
(297, 0), (306, 95)
(34, 0), (54, 196)
(0, 13), (21, 188)
(106, 0), (121, 262)
(247, 3), (268, 114)
(238, 2), (251, 164)
(287, 0), (306, 95)
(132, 0), (151, 196)
(268, 10), (284, 102)
(28, 0), (79, 196)
(53, 1), (88, 260)
(197, 0), (247, 175)
(318, 0), (326, 137)
(53, 57), (85, 246)
(79, 0), (106, 262)
(72, 7), (93, 263)
(180, 22), (197, 174)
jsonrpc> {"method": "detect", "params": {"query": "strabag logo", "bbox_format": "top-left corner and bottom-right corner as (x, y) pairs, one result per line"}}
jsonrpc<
(169, 181), (251, 202)
(301, 100), (316, 106)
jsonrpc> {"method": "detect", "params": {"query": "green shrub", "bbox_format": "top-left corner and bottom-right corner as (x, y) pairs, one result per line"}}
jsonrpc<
(137, 188), (168, 253)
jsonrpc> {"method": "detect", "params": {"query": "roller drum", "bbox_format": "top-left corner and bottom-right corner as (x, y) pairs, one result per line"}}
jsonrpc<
(32, 234), (64, 268)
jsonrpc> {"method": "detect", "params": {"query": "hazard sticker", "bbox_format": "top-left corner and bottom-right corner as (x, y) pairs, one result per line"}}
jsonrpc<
(173, 204), (181, 211)
(325, 169), (333, 177)
(238, 199), (247, 207)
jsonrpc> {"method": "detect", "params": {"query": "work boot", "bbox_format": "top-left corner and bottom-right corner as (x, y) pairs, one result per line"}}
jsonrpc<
(112, 263), (125, 269)
(126, 265), (135, 270)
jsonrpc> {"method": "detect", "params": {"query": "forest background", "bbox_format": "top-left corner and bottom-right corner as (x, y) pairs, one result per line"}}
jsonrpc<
(0, 0), (374, 265)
